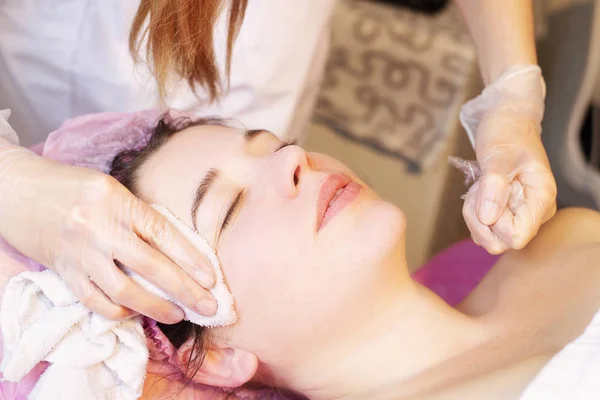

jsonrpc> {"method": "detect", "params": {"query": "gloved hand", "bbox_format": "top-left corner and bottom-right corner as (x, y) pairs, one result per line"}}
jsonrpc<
(456, 65), (557, 254)
(0, 146), (217, 323)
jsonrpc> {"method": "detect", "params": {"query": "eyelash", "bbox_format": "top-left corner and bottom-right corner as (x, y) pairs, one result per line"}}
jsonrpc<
(222, 190), (244, 232)
(277, 139), (297, 151)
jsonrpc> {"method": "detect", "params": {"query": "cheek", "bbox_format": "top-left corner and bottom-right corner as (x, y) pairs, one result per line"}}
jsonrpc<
(216, 213), (323, 351)
(217, 210), (313, 311)
(213, 189), (406, 356)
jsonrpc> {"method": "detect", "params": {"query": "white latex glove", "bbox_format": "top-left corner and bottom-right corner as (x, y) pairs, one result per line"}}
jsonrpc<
(457, 65), (557, 254)
(0, 144), (217, 323)
(0, 110), (19, 145)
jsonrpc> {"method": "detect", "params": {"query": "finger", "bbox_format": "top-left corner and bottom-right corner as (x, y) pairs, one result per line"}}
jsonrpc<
(464, 183), (510, 255)
(545, 201), (558, 224)
(507, 180), (525, 214)
(63, 268), (132, 320)
(489, 202), (534, 250)
(475, 172), (512, 226)
(88, 259), (185, 324)
(489, 180), (531, 249)
(523, 173), (558, 225)
(116, 236), (217, 317)
(495, 176), (556, 249)
(492, 196), (542, 250)
(131, 200), (215, 289)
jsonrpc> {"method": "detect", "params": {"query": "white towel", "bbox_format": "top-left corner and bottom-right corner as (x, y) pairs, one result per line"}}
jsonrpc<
(0, 204), (236, 399)
(0, 270), (148, 400)
(126, 204), (237, 327)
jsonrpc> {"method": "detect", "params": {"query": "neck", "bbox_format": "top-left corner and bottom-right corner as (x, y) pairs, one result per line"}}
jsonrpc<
(301, 271), (487, 400)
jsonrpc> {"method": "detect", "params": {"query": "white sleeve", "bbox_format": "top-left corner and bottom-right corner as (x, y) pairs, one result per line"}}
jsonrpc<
(519, 308), (600, 400)
(0, 110), (20, 145)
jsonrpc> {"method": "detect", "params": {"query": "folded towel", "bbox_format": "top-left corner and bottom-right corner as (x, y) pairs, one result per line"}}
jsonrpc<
(0, 270), (147, 400)
(125, 204), (237, 327)
(0, 204), (236, 399)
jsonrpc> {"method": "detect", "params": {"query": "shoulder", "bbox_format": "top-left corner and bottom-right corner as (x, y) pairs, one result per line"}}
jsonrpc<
(492, 207), (600, 273)
(451, 208), (600, 399)
(528, 207), (600, 250)
(459, 207), (600, 316)
(478, 208), (600, 332)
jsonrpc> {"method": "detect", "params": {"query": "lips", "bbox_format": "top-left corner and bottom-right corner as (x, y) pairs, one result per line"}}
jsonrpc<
(316, 173), (362, 231)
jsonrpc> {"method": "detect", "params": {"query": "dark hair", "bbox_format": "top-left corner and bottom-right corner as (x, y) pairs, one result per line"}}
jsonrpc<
(110, 114), (217, 385)
(110, 115), (223, 195)
(109, 115), (306, 400)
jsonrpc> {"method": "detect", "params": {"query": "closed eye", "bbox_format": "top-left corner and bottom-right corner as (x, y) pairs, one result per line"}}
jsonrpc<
(243, 129), (296, 155)
(217, 136), (296, 237)
(276, 139), (297, 152)
(220, 190), (244, 235)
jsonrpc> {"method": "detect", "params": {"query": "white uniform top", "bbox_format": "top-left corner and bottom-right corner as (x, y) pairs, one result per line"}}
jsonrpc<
(0, 0), (336, 147)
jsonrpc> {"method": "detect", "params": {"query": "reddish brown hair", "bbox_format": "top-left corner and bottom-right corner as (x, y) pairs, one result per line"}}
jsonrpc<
(129, 0), (249, 102)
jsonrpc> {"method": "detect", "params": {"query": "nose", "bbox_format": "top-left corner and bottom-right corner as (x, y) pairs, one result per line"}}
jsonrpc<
(275, 145), (309, 198)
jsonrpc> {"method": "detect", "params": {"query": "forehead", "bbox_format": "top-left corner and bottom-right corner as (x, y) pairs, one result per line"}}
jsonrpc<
(135, 125), (241, 226)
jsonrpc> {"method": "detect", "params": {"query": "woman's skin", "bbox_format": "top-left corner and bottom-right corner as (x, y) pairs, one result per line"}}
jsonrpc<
(134, 124), (600, 399)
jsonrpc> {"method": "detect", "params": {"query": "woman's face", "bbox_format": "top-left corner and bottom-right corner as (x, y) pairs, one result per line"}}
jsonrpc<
(136, 124), (406, 378)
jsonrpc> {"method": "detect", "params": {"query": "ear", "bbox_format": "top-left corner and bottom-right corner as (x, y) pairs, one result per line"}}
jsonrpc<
(176, 339), (258, 388)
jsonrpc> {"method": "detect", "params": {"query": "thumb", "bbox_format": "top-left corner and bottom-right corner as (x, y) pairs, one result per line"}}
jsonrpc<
(474, 116), (520, 225)
(475, 144), (517, 226)
(476, 171), (511, 226)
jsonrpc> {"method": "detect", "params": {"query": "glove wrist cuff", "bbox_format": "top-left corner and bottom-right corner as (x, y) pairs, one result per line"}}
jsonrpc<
(0, 144), (39, 229)
(460, 64), (546, 147)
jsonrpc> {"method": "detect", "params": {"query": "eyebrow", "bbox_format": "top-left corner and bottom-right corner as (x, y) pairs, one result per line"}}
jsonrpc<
(243, 129), (267, 143)
(191, 168), (219, 230)
(190, 129), (295, 229)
